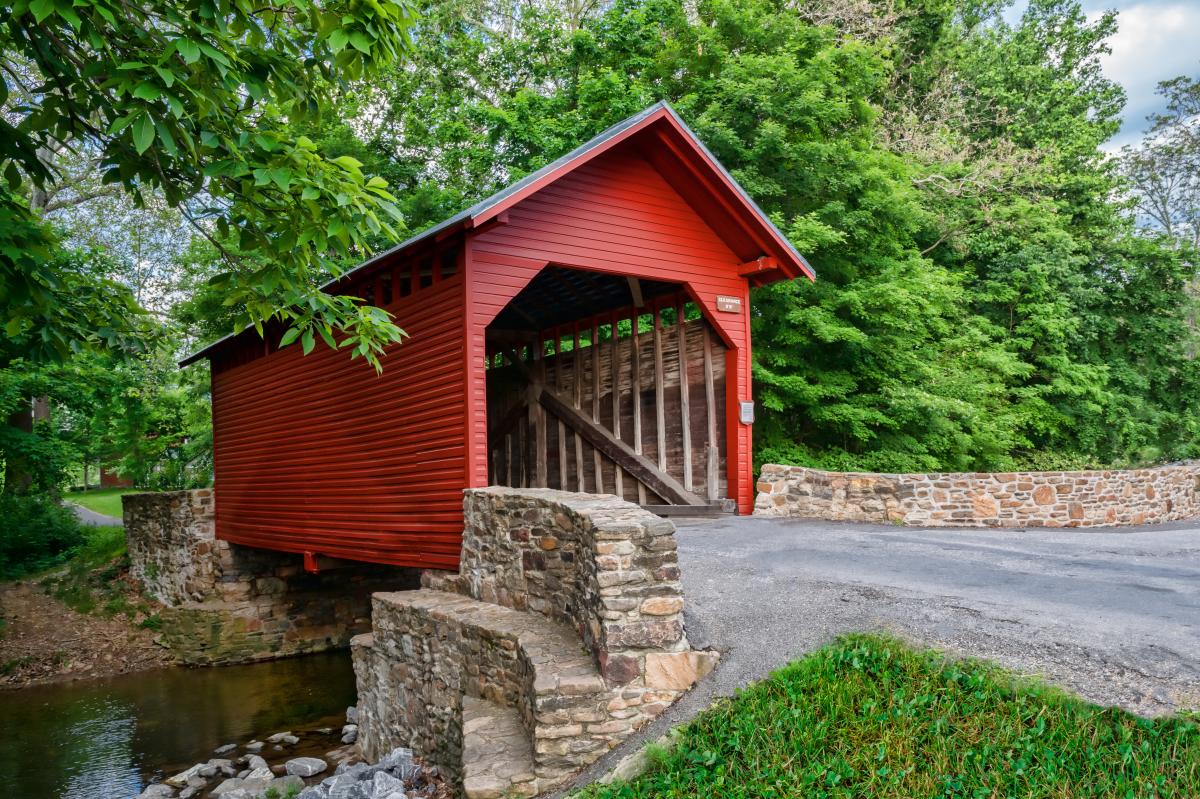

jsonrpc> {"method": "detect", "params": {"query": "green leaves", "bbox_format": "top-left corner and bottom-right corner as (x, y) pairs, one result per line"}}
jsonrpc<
(2, 0), (420, 370)
(131, 115), (155, 154)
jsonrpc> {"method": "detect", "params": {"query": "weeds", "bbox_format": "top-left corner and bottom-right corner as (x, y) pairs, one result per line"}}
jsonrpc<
(1, 656), (33, 675)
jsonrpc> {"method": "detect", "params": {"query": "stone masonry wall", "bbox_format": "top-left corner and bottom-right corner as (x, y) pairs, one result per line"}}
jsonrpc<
(355, 488), (718, 796)
(754, 462), (1200, 528)
(124, 490), (417, 664)
(424, 487), (695, 685)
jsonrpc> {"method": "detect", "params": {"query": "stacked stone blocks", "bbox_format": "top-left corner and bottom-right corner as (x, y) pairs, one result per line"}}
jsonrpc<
(754, 462), (1200, 528)
(123, 490), (415, 664)
(354, 488), (717, 798)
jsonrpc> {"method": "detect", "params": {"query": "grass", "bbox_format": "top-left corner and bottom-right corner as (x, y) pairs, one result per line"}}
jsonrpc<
(64, 487), (136, 518)
(40, 526), (136, 616)
(581, 635), (1200, 799)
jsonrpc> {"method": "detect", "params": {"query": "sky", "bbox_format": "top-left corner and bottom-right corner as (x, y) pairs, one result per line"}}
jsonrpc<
(1005, 0), (1200, 150)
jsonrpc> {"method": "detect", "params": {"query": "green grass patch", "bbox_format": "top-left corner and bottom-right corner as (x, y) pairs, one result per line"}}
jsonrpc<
(73, 525), (127, 567)
(34, 526), (131, 615)
(582, 635), (1200, 799)
(64, 488), (136, 519)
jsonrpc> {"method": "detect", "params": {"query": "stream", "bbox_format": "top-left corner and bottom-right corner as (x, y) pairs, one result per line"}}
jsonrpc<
(0, 652), (357, 799)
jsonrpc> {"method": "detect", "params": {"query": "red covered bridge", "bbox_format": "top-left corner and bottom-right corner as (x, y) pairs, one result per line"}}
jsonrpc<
(182, 102), (813, 570)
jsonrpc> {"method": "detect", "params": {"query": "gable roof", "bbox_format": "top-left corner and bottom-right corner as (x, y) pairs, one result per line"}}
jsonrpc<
(181, 101), (813, 366)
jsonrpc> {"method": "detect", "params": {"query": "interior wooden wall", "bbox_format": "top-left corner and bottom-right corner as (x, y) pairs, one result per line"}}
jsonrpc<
(486, 312), (728, 506)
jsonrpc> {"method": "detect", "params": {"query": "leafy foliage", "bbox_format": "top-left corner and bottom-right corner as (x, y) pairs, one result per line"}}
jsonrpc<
(2, 0), (419, 369)
(352, 0), (1200, 471)
(580, 635), (1200, 798)
(0, 492), (84, 578)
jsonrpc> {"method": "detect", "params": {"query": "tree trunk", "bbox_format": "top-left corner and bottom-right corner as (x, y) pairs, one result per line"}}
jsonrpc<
(4, 402), (34, 494)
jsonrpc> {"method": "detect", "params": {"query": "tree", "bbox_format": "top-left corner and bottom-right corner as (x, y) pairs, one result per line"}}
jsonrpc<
(1120, 75), (1200, 250)
(2, 0), (419, 369)
(350, 0), (1200, 471)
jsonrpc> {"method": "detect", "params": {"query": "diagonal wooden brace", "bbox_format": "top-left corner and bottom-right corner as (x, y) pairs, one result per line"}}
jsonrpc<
(538, 387), (706, 506)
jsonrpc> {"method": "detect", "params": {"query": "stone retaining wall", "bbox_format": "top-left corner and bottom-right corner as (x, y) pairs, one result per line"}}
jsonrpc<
(355, 488), (718, 797)
(754, 462), (1200, 528)
(123, 490), (417, 664)
(424, 487), (691, 683)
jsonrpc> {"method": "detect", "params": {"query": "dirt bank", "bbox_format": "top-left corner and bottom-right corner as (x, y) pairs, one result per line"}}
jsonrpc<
(0, 578), (172, 688)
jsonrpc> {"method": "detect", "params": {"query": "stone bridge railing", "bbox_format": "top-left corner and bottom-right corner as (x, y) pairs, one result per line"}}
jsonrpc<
(754, 462), (1200, 528)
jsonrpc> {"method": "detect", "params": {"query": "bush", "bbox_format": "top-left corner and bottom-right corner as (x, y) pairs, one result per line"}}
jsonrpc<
(0, 493), (85, 578)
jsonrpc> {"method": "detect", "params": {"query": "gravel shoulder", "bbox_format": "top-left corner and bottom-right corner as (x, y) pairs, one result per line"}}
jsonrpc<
(561, 516), (1200, 792)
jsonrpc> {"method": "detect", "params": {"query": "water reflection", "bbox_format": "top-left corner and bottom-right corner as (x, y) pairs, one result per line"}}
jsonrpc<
(0, 652), (356, 799)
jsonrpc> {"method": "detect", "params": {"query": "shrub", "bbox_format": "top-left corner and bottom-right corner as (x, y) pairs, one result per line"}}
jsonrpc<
(0, 493), (84, 578)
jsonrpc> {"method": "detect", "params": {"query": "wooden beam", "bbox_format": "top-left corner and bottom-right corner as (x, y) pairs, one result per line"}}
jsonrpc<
(627, 277), (645, 308)
(677, 303), (693, 492)
(591, 322), (603, 491)
(555, 333), (567, 490)
(631, 311), (647, 504)
(533, 337), (547, 488)
(611, 312), (623, 499)
(573, 325), (585, 492)
(737, 256), (780, 277)
(539, 387), (706, 506)
(703, 324), (719, 500)
(653, 307), (667, 474)
(489, 398), (528, 444)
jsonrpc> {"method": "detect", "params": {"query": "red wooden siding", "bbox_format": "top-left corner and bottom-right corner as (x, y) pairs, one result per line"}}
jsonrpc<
(464, 144), (757, 512)
(195, 104), (810, 568)
(211, 273), (467, 569)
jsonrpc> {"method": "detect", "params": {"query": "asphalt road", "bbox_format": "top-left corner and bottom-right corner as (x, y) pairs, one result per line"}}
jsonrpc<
(562, 516), (1200, 790)
(68, 502), (123, 526)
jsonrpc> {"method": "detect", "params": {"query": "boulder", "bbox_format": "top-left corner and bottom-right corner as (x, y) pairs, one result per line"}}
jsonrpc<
(350, 771), (406, 799)
(267, 731), (293, 743)
(320, 771), (363, 799)
(286, 756), (329, 777)
(341, 724), (359, 744)
(244, 740), (264, 753)
(269, 774), (306, 794)
(135, 785), (175, 799)
(245, 766), (274, 782)
(247, 755), (270, 772)
(346, 706), (359, 724)
(209, 778), (244, 795)
(214, 743), (237, 756)
(165, 764), (205, 787)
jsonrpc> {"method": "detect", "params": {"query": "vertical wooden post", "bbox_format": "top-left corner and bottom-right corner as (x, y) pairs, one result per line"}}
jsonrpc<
(533, 336), (547, 488)
(611, 311), (623, 499)
(591, 321), (603, 492)
(653, 305), (667, 477)
(631, 311), (647, 504)
(677, 300), (693, 492)
(505, 432), (513, 487)
(573, 324), (586, 492)
(555, 331), (568, 490)
(703, 323), (719, 500)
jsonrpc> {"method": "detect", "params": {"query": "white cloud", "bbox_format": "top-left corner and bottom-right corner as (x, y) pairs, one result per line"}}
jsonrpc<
(1004, 1), (1200, 150)
(1092, 2), (1200, 149)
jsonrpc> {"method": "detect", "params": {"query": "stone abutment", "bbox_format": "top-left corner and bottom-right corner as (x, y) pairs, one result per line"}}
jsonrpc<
(123, 490), (417, 664)
(352, 488), (718, 798)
